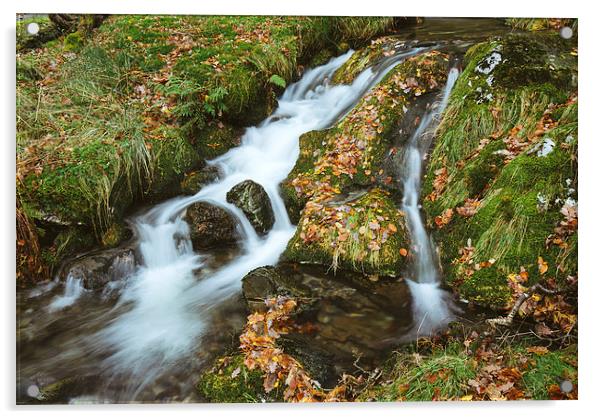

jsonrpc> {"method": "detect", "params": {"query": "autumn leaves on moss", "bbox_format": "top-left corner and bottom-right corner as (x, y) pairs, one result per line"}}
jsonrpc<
(283, 49), (450, 276)
(421, 34), (577, 313)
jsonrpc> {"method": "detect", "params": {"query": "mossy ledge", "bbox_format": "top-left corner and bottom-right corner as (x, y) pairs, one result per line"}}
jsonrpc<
(198, 354), (282, 403)
(282, 49), (450, 276)
(421, 32), (577, 308)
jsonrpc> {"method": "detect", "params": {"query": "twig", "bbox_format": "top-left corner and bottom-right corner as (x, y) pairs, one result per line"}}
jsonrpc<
(486, 283), (560, 327)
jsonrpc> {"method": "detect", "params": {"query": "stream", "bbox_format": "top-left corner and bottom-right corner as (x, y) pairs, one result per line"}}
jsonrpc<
(17, 18), (512, 403)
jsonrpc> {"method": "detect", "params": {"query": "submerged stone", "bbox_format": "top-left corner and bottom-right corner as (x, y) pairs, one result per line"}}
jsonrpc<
(241, 263), (413, 377)
(58, 245), (138, 290)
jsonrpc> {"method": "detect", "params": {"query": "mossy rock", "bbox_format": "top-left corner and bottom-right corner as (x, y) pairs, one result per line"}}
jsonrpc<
(332, 36), (399, 85)
(180, 165), (220, 195)
(283, 188), (409, 277)
(197, 354), (281, 403)
(63, 31), (84, 52)
(194, 124), (243, 159)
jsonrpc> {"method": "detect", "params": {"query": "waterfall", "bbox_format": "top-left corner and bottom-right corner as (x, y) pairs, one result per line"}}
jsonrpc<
(89, 48), (427, 397)
(402, 67), (459, 336)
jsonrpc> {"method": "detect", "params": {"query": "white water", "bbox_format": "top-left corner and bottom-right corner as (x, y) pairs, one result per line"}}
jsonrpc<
(48, 275), (86, 312)
(88, 48), (427, 396)
(402, 67), (459, 335)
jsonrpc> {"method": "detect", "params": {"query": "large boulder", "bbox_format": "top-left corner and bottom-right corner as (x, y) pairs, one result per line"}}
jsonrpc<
(421, 33), (578, 309)
(226, 180), (275, 235)
(281, 51), (450, 276)
(184, 202), (239, 249)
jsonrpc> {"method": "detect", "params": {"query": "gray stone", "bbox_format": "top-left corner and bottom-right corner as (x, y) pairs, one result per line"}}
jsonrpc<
(226, 180), (275, 235)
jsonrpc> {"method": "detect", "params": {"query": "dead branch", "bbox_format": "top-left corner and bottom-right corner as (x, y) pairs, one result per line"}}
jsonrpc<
(486, 283), (560, 327)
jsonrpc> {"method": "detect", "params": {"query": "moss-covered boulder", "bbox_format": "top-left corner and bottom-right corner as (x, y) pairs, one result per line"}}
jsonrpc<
(284, 189), (409, 276)
(331, 36), (400, 85)
(185, 202), (239, 250)
(421, 33), (578, 308)
(226, 180), (275, 235)
(282, 50), (450, 276)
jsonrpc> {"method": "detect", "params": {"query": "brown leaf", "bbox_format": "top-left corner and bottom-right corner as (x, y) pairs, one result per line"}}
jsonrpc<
(526, 346), (549, 355)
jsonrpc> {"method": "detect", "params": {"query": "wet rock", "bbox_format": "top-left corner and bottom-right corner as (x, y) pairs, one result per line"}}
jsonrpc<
(241, 263), (413, 369)
(184, 202), (239, 249)
(58, 246), (138, 290)
(226, 180), (275, 235)
(180, 166), (220, 195)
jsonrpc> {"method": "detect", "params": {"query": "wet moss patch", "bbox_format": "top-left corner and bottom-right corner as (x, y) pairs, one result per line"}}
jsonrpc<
(283, 188), (408, 276)
(198, 354), (279, 403)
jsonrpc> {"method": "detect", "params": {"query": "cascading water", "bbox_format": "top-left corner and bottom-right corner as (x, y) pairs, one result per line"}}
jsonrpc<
(39, 47), (426, 400)
(401, 67), (460, 336)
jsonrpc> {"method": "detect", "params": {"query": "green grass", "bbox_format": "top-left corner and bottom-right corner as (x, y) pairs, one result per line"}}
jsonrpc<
(421, 33), (577, 307)
(359, 337), (577, 401)
(521, 346), (577, 399)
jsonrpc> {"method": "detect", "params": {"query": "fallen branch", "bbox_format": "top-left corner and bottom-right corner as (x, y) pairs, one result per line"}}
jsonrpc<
(487, 283), (560, 327)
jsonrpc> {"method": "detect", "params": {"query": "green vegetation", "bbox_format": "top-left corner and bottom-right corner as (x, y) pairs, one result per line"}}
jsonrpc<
(505, 18), (577, 32)
(197, 354), (281, 403)
(421, 33), (578, 307)
(359, 332), (577, 401)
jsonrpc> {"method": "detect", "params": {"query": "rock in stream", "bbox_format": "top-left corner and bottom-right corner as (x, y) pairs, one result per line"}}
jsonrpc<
(226, 180), (275, 235)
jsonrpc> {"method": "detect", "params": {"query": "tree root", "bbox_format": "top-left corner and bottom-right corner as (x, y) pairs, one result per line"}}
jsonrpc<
(486, 283), (560, 327)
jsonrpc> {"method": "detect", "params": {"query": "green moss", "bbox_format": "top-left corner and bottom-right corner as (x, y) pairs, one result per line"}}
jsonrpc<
(283, 188), (408, 276)
(64, 31), (84, 52)
(194, 124), (243, 159)
(332, 36), (398, 85)
(458, 266), (512, 308)
(197, 354), (280, 403)
(422, 32), (577, 308)
(40, 226), (96, 272)
(100, 223), (128, 247)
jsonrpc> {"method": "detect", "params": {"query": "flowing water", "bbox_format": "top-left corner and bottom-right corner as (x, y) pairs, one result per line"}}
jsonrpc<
(17, 18), (513, 403)
(18, 46), (429, 403)
(401, 68), (460, 335)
